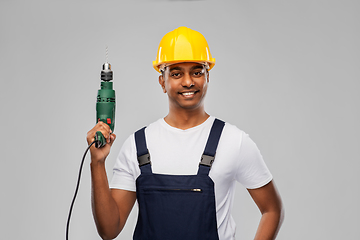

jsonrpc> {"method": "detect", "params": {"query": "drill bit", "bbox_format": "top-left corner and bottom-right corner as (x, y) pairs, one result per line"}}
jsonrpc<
(102, 47), (112, 80)
(103, 46), (111, 72)
(105, 45), (109, 63)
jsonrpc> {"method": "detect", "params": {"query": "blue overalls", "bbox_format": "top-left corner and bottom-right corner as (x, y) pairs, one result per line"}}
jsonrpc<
(133, 118), (225, 240)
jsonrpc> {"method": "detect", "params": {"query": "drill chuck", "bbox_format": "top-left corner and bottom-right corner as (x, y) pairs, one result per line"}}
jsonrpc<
(101, 62), (113, 81)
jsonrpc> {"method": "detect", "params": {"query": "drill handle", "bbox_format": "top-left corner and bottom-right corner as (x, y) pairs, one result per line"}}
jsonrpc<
(94, 131), (106, 148)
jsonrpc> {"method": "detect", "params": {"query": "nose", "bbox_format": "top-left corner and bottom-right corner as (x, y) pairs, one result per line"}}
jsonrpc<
(181, 72), (194, 88)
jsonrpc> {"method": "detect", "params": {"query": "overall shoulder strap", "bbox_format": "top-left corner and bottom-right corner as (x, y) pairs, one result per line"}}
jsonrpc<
(198, 118), (225, 175)
(134, 127), (152, 173)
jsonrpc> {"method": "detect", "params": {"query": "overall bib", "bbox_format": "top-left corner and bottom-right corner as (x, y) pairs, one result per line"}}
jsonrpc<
(133, 118), (225, 240)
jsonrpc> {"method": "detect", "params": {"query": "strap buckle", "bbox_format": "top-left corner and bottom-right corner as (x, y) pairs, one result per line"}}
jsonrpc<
(199, 154), (215, 168)
(138, 153), (151, 167)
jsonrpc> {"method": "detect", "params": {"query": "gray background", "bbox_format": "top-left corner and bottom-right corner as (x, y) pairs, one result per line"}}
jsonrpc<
(1, 0), (359, 239)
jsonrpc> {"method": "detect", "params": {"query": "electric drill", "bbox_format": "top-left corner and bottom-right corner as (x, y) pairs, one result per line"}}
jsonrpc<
(94, 61), (115, 148)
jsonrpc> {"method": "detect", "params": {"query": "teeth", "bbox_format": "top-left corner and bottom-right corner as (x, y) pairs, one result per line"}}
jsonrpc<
(182, 92), (195, 96)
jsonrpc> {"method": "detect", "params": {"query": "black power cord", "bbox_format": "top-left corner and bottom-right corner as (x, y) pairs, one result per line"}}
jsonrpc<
(66, 141), (96, 240)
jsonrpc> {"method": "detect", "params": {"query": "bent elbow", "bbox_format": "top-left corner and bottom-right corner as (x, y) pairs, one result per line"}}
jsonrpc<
(98, 231), (119, 240)
(97, 226), (122, 240)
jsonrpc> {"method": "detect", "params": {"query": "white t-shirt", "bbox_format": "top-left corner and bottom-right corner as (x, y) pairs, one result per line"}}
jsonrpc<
(110, 116), (272, 240)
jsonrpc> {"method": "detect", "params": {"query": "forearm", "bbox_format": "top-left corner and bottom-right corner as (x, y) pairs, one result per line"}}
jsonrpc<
(91, 161), (121, 239)
(254, 208), (284, 240)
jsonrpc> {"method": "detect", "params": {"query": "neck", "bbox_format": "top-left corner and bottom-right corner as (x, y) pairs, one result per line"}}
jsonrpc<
(164, 108), (210, 130)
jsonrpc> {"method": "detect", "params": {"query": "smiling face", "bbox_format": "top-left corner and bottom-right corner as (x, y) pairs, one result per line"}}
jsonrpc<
(159, 62), (209, 112)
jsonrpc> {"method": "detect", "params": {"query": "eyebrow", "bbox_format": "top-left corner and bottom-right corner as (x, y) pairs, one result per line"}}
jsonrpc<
(169, 64), (204, 72)
(169, 66), (182, 71)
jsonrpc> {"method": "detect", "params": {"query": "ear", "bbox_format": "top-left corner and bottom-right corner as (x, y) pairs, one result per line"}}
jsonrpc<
(206, 70), (210, 83)
(159, 75), (166, 93)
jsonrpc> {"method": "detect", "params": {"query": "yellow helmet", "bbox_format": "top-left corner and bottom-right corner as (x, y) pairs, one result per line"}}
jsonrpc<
(153, 26), (215, 73)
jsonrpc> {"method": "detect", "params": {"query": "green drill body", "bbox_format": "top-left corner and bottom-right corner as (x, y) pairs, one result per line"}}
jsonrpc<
(95, 63), (115, 148)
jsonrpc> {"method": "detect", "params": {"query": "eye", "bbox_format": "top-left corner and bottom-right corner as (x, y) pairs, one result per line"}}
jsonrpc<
(170, 72), (182, 78)
(192, 70), (204, 77)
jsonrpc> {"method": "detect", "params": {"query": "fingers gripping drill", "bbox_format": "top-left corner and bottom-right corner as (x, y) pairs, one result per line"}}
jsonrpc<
(95, 60), (115, 148)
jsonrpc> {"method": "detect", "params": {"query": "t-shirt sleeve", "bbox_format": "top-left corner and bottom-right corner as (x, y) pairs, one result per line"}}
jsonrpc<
(235, 132), (273, 189)
(109, 134), (139, 192)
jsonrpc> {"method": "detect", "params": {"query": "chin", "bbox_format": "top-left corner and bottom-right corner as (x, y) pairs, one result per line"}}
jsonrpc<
(178, 102), (204, 110)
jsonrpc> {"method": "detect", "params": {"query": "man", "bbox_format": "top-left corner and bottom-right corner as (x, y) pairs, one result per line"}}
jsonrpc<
(87, 26), (284, 240)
